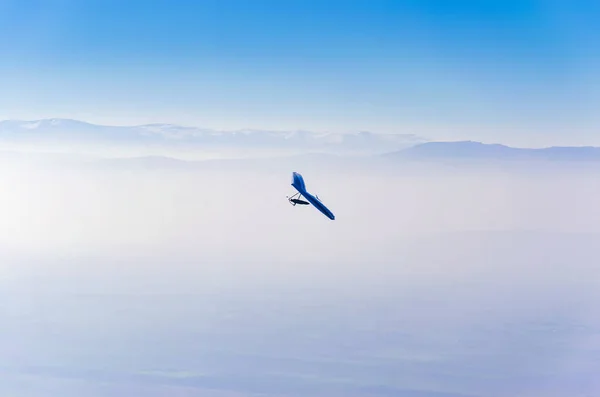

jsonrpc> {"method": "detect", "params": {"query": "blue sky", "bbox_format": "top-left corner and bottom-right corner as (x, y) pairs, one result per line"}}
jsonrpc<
(0, 0), (598, 146)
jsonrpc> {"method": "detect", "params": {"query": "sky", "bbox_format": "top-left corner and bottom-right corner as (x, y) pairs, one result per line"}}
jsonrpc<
(0, 0), (599, 146)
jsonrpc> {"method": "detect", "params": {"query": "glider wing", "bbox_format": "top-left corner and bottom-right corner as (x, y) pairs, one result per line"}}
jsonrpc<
(290, 172), (335, 220)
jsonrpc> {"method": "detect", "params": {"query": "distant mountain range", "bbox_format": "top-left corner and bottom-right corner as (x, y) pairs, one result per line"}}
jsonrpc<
(0, 118), (425, 155)
(384, 141), (600, 162)
(3, 119), (598, 163)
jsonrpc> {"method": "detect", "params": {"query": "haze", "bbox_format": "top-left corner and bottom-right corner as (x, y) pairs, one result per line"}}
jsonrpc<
(1, 150), (599, 397)
(2, 1), (599, 394)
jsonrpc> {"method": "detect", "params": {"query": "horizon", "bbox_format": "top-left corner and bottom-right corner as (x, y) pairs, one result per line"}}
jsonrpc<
(1, 117), (600, 151)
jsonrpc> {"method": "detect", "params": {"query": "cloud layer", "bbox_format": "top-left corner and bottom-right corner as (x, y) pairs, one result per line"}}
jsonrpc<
(0, 152), (599, 397)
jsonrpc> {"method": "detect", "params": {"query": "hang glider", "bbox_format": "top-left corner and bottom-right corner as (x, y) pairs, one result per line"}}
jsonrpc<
(287, 172), (335, 220)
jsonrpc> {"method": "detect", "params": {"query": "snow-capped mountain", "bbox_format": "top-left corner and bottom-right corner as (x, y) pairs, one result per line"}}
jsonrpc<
(0, 118), (426, 155)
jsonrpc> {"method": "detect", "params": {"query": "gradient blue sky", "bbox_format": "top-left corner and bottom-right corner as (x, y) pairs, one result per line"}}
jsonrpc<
(0, 0), (598, 146)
